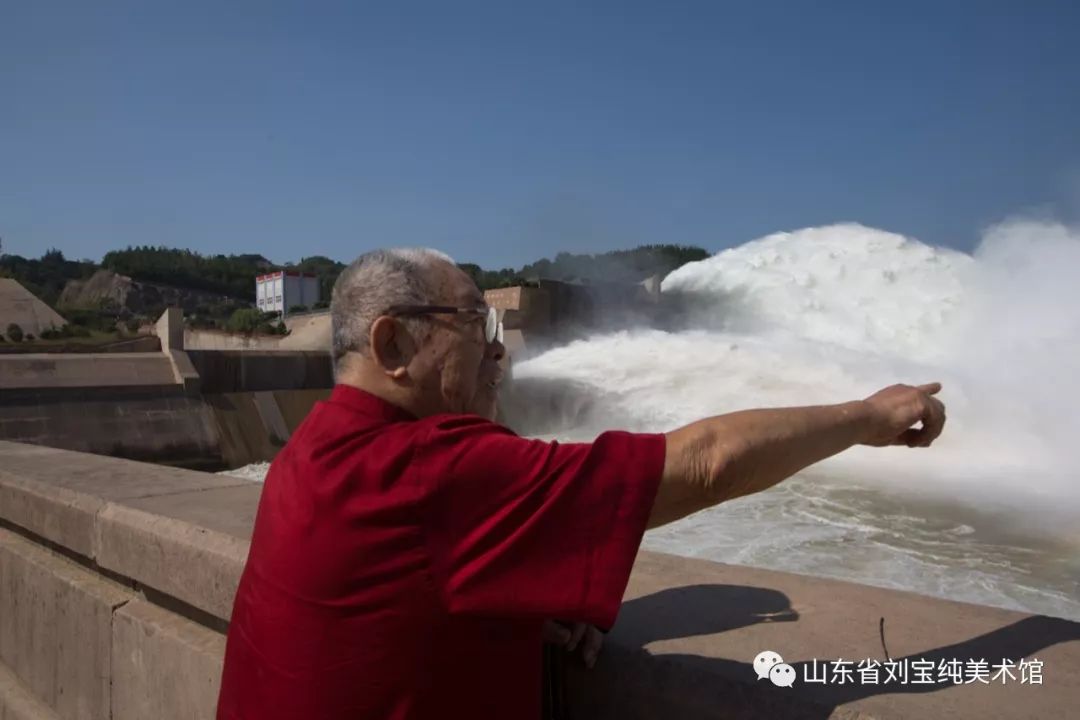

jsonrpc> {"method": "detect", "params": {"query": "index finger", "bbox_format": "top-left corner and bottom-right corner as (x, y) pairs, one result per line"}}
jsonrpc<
(919, 396), (946, 447)
(917, 382), (942, 396)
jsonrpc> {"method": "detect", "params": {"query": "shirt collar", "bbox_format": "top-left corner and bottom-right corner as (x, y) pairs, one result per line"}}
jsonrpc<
(329, 384), (418, 424)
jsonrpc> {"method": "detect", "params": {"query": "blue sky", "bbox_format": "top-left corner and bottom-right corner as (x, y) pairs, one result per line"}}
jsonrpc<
(3, 1), (1079, 269)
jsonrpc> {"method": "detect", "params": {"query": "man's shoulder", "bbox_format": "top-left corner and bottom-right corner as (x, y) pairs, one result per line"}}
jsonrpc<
(414, 413), (521, 442)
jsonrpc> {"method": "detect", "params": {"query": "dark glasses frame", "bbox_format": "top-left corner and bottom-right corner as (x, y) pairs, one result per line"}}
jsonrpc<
(386, 304), (504, 344)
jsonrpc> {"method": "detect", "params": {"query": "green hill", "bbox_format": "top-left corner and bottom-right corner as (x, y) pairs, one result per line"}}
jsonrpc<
(1, 243), (710, 319)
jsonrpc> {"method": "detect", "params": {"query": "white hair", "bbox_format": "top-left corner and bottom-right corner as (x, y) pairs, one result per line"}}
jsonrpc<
(330, 248), (456, 374)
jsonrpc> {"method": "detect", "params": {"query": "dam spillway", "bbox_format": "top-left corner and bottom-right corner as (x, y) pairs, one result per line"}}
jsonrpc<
(0, 309), (334, 471)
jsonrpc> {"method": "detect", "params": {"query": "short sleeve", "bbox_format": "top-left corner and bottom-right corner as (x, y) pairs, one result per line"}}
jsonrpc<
(417, 415), (665, 629)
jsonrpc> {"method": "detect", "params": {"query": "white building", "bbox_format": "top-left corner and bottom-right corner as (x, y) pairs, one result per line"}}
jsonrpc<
(255, 271), (320, 315)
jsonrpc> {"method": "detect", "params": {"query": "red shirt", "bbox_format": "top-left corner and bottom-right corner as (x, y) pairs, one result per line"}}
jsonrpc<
(218, 384), (665, 720)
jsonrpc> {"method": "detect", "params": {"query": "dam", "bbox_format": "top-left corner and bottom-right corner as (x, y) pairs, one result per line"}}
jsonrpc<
(0, 309), (333, 471)
(1, 285), (1078, 719)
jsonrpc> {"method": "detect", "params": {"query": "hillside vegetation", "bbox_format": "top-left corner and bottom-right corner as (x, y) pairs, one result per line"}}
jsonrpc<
(1, 243), (710, 333)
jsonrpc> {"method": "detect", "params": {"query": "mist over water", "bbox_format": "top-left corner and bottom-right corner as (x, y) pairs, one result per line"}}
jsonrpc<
(514, 221), (1080, 620)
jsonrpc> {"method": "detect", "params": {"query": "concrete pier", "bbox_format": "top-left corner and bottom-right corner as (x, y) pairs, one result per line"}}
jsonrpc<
(0, 440), (1076, 719)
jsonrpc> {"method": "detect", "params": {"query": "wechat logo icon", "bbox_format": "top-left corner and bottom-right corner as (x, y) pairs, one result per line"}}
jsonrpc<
(754, 650), (796, 688)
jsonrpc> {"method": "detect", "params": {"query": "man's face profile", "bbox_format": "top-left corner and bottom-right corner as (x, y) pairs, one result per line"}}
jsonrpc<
(393, 262), (504, 420)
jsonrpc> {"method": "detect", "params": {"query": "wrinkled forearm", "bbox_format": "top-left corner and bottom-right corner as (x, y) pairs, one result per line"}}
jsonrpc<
(648, 401), (871, 529)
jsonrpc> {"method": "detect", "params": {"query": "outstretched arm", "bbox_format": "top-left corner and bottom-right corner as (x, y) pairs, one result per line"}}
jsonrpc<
(650, 383), (946, 528)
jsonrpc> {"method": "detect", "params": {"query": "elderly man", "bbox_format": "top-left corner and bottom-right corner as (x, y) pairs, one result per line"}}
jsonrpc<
(217, 248), (945, 720)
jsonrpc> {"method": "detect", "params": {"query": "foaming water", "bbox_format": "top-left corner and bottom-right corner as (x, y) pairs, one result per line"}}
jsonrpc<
(516, 221), (1080, 620)
(220, 462), (271, 482)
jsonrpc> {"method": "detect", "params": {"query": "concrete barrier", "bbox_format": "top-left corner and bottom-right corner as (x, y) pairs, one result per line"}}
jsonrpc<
(0, 530), (132, 720)
(95, 484), (259, 620)
(111, 600), (225, 720)
(0, 386), (223, 470)
(185, 351), (332, 393)
(0, 383), (328, 472)
(0, 354), (177, 390)
(0, 440), (1077, 719)
(0, 658), (61, 720)
(0, 308), (331, 470)
(182, 312), (331, 353)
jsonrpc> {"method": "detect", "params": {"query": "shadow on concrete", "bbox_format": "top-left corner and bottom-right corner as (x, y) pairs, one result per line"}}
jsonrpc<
(617, 583), (800, 644)
(552, 584), (800, 720)
(611, 584), (1080, 718)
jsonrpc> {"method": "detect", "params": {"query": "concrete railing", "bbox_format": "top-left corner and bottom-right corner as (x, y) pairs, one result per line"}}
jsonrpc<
(0, 440), (1077, 719)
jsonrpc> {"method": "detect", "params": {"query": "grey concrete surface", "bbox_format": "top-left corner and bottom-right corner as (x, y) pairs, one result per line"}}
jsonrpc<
(168, 349), (201, 395)
(0, 528), (132, 720)
(0, 280), (67, 341)
(111, 600), (225, 720)
(252, 391), (290, 444)
(0, 305), (331, 469)
(0, 391), (223, 469)
(0, 661), (61, 720)
(0, 384), (328, 471)
(185, 350), (332, 393)
(95, 484), (260, 620)
(154, 308), (183, 354)
(183, 312), (331, 352)
(567, 551), (1080, 719)
(0, 441), (248, 557)
(0, 354), (176, 390)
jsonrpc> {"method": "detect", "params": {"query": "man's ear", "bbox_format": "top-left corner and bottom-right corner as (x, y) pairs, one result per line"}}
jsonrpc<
(369, 316), (414, 379)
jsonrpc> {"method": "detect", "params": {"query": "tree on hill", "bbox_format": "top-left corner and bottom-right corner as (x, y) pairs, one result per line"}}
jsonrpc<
(295, 255), (346, 303)
(102, 247), (264, 300)
(0, 249), (97, 307)
(457, 263), (524, 291)
(517, 244), (708, 285)
(6, 323), (24, 342)
(460, 244), (708, 290)
(101, 248), (346, 307)
(2, 242), (709, 317)
(226, 308), (265, 333)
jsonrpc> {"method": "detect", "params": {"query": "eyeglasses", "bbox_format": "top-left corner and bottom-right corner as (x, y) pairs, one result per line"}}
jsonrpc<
(386, 305), (504, 344)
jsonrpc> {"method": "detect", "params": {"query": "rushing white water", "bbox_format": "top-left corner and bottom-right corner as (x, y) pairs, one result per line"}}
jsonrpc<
(514, 220), (1080, 620)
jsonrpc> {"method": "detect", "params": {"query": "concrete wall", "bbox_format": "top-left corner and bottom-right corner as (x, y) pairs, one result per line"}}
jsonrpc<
(0, 280), (67, 340)
(0, 441), (254, 720)
(182, 312), (331, 352)
(0, 387), (220, 469)
(182, 329), (287, 351)
(185, 351), (332, 393)
(0, 309), (331, 470)
(0, 386), (328, 471)
(155, 308), (183, 354)
(0, 336), (161, 355)
(0, 440), (1077, 719)
(0, 354), (177, 390)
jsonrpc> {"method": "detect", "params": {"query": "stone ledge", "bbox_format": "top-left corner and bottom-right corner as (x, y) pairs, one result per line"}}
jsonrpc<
(0, 354), (177, 390)
(94, 485), (259, 620)
(167, 350), (201, 396)
(0, 661), (61, 720)
(0, 528), (133, 720)
(0, 440), (250, 559)
(111, 600), (225, 720)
